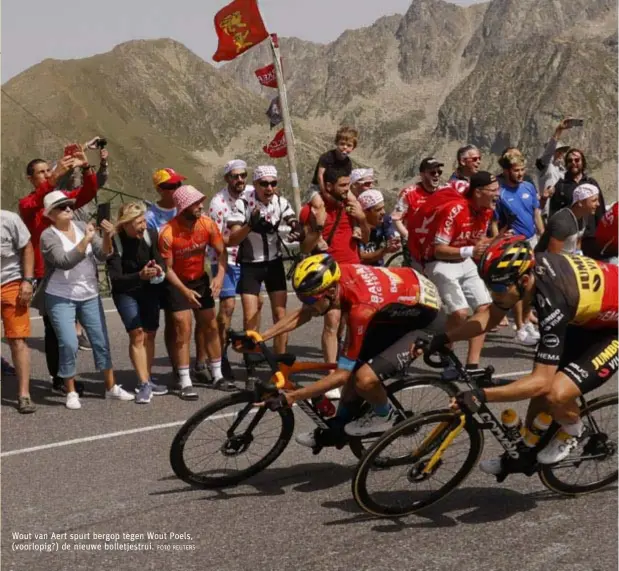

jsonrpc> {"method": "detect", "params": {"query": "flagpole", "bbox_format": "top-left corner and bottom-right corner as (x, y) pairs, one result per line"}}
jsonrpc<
(268, 34), (302, 214)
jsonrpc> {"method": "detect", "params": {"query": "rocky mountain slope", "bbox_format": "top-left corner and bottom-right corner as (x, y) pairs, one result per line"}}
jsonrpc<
(2, 0), (616, 210)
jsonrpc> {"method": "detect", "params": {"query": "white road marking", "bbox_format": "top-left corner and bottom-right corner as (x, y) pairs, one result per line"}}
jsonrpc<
(28, 292), (298, 320)
(1, 369), (531, 458)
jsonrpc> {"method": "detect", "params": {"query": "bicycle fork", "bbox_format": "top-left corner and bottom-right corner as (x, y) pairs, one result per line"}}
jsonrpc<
(413, 415), (466, 474)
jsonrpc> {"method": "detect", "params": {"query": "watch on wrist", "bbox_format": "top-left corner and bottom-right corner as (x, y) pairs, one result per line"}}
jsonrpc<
(22, 278), (34, 285)
(315, 224), (324, 233)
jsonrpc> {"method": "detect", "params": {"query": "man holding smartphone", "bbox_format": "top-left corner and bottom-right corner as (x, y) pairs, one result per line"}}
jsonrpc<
(549, 147), (607, 258)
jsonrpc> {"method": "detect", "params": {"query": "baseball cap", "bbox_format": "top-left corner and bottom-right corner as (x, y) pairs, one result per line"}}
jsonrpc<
(153, 168), (186, 187)
(419, 157), (444, 172)
(469, 171), (497, 191)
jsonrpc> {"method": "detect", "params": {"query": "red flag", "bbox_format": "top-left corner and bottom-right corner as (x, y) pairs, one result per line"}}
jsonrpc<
(255, 63), (277, 88)
(212, 0), (269, 62)
(263, 129), (287, 158)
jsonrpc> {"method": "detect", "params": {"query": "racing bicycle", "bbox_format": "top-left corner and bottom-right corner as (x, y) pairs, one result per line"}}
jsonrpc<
(170, 330), (457, 489)
(352, 344), (618, 517)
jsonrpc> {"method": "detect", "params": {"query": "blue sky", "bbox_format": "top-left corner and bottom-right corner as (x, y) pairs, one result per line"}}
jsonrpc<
(1, 0), (482, 83)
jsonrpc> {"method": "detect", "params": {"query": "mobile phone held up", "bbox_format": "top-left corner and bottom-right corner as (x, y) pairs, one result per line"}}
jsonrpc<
(565, 118), (584, 128)
(96, 203), (111, 226)
(64, 144), (81, 157)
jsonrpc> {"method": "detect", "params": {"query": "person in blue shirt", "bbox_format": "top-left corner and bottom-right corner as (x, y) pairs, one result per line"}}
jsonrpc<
(145, 168), (185, 233)
(495, 151), (545, 346)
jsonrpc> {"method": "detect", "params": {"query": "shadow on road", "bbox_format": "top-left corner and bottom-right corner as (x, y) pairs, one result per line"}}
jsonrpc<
(321, 483), (618, 531)
(155, 462), (354, 499)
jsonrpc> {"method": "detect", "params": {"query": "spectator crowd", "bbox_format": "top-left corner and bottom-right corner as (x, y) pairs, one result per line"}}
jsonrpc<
(1, 119), (617, 413)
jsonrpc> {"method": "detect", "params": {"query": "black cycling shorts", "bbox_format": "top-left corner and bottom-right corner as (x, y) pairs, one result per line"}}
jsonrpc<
(560, 326), (618, 394)
(166, 274), (215, 313)
(354, 305), (438, 380)
(238, 259), (287, 295)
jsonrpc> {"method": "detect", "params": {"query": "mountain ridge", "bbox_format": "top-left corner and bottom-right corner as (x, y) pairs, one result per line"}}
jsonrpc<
(2, 0), (616, 211)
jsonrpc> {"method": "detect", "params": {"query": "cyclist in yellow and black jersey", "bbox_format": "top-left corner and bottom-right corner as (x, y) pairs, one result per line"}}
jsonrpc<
(429, 235), (618, 471)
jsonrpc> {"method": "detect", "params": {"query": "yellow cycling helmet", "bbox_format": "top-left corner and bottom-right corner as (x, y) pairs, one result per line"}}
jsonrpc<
(292, 254), (341, 297)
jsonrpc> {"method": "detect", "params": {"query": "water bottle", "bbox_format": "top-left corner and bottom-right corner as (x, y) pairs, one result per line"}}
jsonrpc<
(501, 408), (523, 441)
(522, 412), (553, 448)
(314, 396), (336, 418)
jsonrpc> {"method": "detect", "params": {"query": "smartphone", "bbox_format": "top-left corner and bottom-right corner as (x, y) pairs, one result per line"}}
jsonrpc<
(63, 144), (81, 157)
(96, 203), (111, 226)
(565, 118), (584, 128)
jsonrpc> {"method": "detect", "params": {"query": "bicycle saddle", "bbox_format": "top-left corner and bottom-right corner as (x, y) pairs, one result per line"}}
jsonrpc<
(274, 353), (296, 366)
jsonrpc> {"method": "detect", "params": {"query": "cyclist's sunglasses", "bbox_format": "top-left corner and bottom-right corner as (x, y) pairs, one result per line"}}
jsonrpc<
(488, 282), (510, 293)
(298, 293), (325, 305)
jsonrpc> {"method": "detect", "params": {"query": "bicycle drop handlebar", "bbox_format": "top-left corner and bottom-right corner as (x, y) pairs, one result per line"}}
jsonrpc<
(227, 329), (286, 389)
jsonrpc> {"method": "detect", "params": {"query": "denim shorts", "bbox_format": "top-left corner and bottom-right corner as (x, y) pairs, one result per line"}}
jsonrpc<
(113, 289), (161, 332)
(211, 264), (241, 300)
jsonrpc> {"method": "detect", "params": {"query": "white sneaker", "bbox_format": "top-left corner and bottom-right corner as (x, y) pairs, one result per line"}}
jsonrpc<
(516, 326), (538, 346)
(106, 384), (135, 401)
(537, 428), (583, 464)
(524, 322), (540, 341)
(344, 409), (396, 437)
(325, 387), (341, 400)
(479, 456), (503, 475)
(295, 431), (317, 448)
(66, 391), (82, 410)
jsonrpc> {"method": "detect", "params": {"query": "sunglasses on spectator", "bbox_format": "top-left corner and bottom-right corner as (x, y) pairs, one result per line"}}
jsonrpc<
(230, 172), (248, 180)
(566, 158), (581, 164)
(258, 180), (278, 188)
(158, 182), (182, 191)
(467, 156), (482, 162)
(54, 204), (74, 212)
(428, 169), (443, 176)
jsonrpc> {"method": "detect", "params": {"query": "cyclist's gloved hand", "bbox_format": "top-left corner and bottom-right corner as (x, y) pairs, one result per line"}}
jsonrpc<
(263, 393), (288, 411)
(454, 388), (486, 413)
(428, 332), (451, 355)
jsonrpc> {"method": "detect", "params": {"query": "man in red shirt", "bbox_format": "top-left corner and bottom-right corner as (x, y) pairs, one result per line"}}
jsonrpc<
(260, 254), (442, 445)
(596, 202), (618, 263)
(408, 171), (499, 374)
(18, 149), (99, 393)
(299, 168), (370, 363)
(391, 157), (446, 245)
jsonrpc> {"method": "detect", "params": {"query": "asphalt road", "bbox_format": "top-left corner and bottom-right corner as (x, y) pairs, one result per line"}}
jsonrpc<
(2, 296), (617, 571)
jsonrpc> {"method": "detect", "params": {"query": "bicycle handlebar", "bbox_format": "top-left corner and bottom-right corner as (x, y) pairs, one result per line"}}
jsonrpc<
(226, 329), (285, 389)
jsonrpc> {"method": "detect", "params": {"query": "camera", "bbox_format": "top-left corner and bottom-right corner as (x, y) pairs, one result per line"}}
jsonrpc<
(95, 138), (108, 149)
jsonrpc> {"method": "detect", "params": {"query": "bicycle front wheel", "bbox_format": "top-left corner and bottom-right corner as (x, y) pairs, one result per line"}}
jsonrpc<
(352, 410), (483, 517)
(539, 393), (618, 496)
(170, 391), (295, 488)
(348, 377), (458, 459)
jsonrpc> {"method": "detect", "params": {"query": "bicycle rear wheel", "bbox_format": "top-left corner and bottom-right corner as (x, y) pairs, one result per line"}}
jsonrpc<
(352, 410), (483, 517)
(170, 391), (294, 488)
(348, 377), (458, 459)
(539, 393), (618, 495)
